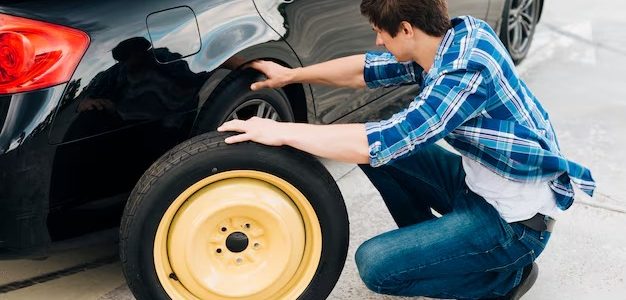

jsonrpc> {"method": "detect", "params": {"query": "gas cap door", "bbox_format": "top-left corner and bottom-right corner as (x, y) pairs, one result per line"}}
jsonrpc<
(146, 6), (201, 64)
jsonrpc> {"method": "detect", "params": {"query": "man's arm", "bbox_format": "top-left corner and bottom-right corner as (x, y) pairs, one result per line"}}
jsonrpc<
(249, 51), (423, 90)
(218, 70), (487, 166)
(366, 70), (488, 167)
(249, 55), (366, 90)
(217, 52), (427, 165)
(217, 118), (370, 165)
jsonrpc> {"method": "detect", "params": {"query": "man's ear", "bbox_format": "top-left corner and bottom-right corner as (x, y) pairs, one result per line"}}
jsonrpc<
(399, 21), (414, 37)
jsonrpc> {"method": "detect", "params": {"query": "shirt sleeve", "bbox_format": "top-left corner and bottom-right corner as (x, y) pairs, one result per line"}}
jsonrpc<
(365, 70), (489, 167)
(363, 51), (424, 89)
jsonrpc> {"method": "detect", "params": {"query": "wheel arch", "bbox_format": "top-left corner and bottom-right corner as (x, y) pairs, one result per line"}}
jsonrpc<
(189, 0), (315, 129)
(190, 41), (312, 137)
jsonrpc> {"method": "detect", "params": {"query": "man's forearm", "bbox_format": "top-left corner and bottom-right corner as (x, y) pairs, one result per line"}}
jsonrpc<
(291, 55), (366, 88)
(281, 122), (370, 164)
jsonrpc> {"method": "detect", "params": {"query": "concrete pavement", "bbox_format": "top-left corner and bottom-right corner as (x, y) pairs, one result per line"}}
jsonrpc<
(1, 0), (625, 298)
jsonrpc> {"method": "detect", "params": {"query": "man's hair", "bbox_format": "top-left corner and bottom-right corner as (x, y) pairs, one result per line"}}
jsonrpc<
(360, 0), (451, 37)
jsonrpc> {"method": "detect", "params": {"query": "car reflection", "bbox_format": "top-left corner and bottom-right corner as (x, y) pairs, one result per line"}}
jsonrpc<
(68, 36), (248, 140)
(76, 37), (206, 125)
(50, 37), (247, 215)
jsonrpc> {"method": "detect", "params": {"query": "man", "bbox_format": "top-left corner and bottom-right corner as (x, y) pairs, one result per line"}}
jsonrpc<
(217, 0), (595, 299)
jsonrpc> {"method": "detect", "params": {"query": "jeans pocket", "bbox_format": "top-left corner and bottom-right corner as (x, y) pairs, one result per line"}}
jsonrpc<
(496, 216), (516, 246)
(519, 225), (551, 258)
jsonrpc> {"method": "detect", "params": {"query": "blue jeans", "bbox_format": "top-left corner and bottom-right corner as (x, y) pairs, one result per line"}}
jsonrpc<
(356, 144), (551, 299)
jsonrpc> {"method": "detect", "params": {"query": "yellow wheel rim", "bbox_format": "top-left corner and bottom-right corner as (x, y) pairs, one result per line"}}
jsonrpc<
(154, 170), (322, 300)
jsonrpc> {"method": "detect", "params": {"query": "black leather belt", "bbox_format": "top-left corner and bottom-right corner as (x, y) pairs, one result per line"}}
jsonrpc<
(515, 213), (555, 232)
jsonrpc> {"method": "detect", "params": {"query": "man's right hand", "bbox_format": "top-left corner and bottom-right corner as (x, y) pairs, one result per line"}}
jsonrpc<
(247, 54), (365, 90)
(248, 60), (295, 91)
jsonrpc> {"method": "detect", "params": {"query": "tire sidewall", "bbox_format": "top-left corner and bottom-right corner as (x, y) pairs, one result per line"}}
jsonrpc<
(194, 70), (295, 134)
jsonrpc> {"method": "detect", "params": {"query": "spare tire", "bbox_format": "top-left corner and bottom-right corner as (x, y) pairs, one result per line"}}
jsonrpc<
(120, 131), (349, 300)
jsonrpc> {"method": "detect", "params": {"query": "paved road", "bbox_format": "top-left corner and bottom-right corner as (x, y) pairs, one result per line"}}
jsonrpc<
(1, 0), (625, 299)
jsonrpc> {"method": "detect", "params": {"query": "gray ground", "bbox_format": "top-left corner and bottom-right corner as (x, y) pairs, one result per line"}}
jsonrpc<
(1, 0), (625, 299)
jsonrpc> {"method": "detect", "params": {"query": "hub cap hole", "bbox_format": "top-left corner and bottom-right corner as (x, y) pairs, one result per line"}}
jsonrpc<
(225, 231), (249, 253)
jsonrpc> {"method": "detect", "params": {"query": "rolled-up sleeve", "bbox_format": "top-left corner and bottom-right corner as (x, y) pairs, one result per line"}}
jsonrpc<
(366, 70), (488, 167)
(364, 51), (424, 89)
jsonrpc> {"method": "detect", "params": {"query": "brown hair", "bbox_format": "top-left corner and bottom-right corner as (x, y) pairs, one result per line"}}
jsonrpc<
(360, 0), (451, 37)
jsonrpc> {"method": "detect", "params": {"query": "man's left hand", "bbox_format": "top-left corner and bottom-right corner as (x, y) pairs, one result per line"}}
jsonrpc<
(217, 117), (287, 146)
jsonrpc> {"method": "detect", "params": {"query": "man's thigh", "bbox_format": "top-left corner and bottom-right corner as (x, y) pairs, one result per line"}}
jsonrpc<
(359, 143), (466, 215)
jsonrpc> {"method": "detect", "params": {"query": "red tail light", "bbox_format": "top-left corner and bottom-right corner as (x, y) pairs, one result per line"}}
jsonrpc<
(0, 13), (90, 95)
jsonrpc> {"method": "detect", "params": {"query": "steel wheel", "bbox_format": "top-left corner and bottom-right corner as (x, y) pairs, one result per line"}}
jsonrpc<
(154, 171), (322, 299)
(500, 0), (541, 64)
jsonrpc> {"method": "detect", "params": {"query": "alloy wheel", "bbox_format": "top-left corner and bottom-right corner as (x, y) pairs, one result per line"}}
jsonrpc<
(506, 0), (539, 58)
(228, 99), (281, 121)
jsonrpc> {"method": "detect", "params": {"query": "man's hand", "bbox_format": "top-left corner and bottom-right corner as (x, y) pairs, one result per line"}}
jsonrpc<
(218, 117), (370, 164)
(248, 55), (366, 90)
(217, 117), (287, 146)
(248, 60), (295, 91)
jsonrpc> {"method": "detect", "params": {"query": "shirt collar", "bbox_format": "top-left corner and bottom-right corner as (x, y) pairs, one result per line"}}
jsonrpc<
(425, 17), (470, 81)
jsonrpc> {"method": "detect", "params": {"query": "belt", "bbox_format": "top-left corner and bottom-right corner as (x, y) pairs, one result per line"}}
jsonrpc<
(515, 213), (555, 233)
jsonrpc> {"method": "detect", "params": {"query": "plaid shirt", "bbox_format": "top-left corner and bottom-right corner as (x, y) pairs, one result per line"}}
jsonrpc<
(364, 16), (595, 210)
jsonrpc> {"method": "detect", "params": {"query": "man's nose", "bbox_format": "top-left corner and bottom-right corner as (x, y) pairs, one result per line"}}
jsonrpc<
(375, 36), (384, 47)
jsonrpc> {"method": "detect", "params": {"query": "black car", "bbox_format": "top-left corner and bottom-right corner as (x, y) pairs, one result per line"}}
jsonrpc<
(0, 0), (543, 299)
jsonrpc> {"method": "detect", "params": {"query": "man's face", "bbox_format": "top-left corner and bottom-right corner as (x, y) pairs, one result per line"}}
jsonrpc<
(372, 25), (411, 62)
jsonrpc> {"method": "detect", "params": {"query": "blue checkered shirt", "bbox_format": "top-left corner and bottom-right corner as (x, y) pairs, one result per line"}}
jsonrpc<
(364, 16), (595, 210)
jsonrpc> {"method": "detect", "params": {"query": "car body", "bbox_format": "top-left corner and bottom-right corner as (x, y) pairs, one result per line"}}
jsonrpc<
(0, 0), (543, 258)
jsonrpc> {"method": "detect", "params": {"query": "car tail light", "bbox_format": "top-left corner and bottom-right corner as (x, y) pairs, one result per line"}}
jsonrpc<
(0, 13), (90, 95)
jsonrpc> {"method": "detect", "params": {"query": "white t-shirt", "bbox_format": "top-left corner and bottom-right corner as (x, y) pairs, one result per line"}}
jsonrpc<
(462, 156), (561, 223)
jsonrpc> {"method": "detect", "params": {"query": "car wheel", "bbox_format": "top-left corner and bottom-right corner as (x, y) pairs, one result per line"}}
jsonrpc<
(194, 68), (295, 134)
(120, 131), (349, 300)
(499, 0), (541, 64)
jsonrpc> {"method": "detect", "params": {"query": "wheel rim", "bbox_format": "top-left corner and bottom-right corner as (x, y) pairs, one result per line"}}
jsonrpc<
(228, 99), (281, 121)
(154, 170), (322, 300)
(507, 0), (538, 55)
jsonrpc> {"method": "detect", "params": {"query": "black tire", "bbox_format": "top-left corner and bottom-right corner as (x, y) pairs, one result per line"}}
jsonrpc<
(193, 68), (295, 134)
(499, 0), (541, 65)
(120, 131), (348, 300)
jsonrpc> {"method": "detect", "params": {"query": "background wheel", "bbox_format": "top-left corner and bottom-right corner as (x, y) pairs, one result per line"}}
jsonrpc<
(120, 131), (348, 300)
(499, 0), (541, 64)
(193, 68), (295, 134)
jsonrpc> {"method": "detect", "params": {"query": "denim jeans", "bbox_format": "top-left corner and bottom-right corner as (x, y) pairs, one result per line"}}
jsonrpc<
(355, 144), (552, 299)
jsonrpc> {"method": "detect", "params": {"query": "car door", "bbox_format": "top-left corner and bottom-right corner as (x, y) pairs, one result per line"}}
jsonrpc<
(254, 0), (491, 124)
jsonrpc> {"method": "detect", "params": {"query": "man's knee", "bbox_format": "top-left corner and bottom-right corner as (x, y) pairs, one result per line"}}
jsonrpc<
(355, 238), (385, 291)
(355, 237), (403, 294)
